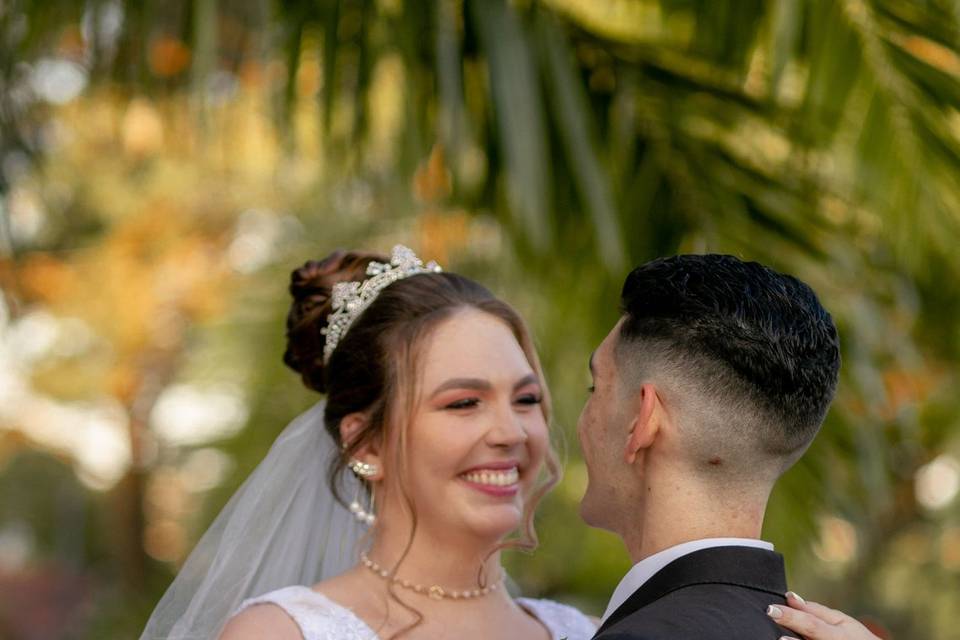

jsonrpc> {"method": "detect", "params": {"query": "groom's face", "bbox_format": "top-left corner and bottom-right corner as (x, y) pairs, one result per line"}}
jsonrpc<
(577, 319), (637, 532)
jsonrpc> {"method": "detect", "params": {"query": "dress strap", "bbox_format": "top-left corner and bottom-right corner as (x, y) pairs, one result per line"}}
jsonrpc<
(236, 586), (379, 640)
(516, 597), (599, 640)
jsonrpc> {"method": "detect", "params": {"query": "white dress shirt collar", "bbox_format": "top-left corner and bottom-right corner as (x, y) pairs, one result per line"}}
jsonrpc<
(600, 538), (775, 624)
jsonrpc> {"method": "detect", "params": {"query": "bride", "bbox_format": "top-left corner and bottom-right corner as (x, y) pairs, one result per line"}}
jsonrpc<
(141, 246), (881, 640)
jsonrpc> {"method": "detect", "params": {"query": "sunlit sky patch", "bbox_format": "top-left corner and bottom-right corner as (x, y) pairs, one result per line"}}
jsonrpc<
(29, 58), (89, 105)
(149, 383), (248, 447)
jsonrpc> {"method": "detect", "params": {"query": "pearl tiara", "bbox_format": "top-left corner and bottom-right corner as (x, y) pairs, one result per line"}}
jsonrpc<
(321, 245), (442, 364)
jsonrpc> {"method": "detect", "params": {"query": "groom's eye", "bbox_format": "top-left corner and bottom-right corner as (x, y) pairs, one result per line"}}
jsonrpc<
(587, 385), (595, 393)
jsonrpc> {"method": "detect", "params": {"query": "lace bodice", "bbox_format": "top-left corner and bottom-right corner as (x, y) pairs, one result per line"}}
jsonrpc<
(236, 585), (598, 640)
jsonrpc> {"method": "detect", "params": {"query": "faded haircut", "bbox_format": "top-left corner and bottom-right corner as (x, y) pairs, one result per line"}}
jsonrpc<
(615, 254), (840, 477)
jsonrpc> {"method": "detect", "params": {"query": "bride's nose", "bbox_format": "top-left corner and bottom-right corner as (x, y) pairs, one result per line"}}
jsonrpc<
(485, 400), (528, 447)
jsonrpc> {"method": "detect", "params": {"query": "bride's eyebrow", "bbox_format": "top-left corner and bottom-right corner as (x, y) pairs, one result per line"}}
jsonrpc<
(513, 373), (539, 390)
(428, 373), (539, 399)
(429, 378), (491, 399)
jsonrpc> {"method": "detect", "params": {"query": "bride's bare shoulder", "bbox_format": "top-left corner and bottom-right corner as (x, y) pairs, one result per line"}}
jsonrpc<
(218, 602), (302, 640)
(310, 568), (372, 605)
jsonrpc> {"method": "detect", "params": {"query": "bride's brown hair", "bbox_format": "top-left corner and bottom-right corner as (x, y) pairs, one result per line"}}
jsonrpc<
(283, 249), (560, 636)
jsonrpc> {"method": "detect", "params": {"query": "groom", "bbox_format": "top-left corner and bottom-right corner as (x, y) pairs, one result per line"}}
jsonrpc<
(579, 254), (840, 639)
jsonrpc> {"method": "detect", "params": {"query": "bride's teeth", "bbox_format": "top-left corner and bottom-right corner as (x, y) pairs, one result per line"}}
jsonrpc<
(463, 468), (519, 486)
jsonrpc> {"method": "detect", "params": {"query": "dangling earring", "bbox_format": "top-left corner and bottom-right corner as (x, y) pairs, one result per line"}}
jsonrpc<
(348, 459), (377, 525)
(349, 459), (378, 478)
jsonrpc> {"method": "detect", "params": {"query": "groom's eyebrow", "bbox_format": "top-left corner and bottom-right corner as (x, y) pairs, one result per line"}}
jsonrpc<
(589, 351), (596, 376)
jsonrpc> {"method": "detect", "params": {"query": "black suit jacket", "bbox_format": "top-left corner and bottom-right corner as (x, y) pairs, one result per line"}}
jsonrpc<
(592, 546), (789, 639)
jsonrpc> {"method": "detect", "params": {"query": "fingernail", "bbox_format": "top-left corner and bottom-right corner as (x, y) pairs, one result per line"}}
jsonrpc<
(786, 591), (805, 604)
(766, 605), (783, 619)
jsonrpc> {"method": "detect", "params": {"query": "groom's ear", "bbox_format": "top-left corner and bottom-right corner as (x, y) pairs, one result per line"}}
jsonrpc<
(624, 383), (663, 464)
(339, 412), (385, 481)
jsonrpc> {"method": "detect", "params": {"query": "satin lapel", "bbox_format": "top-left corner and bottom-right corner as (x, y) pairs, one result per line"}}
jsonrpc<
(596, 546), (787, 634)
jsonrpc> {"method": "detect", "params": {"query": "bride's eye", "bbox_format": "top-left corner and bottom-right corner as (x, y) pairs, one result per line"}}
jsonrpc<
(516, 394), (542, 405)
(446, 398), (480, 410)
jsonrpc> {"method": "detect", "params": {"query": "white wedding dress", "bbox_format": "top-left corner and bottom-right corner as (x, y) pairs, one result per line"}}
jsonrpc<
(236, 585), (598, 640)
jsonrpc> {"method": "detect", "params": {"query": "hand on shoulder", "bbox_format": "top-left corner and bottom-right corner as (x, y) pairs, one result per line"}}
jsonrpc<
(219, 602), (302, 640)
(769, 592), (885, 640)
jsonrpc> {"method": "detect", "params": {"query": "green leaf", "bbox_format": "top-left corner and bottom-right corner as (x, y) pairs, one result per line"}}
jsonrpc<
(469, 0), (553, 252)
(537, 12), (625, 272)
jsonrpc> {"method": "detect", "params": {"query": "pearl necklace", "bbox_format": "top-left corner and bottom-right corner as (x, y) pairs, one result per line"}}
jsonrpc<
(359, 552), (502, 600)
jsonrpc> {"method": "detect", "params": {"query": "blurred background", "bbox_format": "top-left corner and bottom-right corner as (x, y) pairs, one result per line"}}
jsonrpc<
(1, 0), (959, 637)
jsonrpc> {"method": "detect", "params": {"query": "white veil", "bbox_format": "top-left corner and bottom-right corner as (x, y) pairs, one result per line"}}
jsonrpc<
(140, 400), (366, 639)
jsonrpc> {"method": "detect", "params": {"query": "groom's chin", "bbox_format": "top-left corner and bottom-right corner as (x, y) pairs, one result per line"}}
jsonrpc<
(578, 490), (608, 530)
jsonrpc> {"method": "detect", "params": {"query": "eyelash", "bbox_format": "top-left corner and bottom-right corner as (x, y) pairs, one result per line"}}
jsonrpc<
(446, 398), (479, 410)
(444, 394), (542, 410)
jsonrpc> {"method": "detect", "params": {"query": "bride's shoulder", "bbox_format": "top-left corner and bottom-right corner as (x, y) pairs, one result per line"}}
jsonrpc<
(222, 585), (370, 640)
(516, 597), (599, 639)
(220, 586), (307, 639)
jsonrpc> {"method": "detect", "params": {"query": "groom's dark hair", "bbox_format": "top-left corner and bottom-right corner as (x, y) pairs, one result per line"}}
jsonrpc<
(617, 254), (840, 474)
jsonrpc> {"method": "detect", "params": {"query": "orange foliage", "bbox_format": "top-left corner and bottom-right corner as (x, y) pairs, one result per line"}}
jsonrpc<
(4, 92), (297, 418)
(16, 254), (79, 304)
(413, 144), (452, 204)
(14, 199), (230, 375)
(881, 365), (942, 419)
(122, 99), (165, 156)
(899, 34), (960, 77)
(107, 362), (141, 405)
(149, 37), (192, 78)
(74, 203), (231, 355)
(57, 25), (86, 61)
(418, 210), (470, 265)
(238, 60), (266, 89)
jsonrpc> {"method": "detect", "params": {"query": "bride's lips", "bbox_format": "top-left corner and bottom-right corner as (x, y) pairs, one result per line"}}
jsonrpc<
(458, 461), (522, 497)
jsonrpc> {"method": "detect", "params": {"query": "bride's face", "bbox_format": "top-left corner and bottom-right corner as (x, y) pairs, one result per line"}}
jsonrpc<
(398, 308), (548, 543)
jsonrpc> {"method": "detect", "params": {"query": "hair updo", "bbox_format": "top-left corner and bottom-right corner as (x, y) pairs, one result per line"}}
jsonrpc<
(283, 248), (558, 523)
(283, 249), (378, 394)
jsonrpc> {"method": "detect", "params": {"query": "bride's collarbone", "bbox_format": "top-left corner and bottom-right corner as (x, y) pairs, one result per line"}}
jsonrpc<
(314, 576), (550, 640)
(363, 602), (551, 640)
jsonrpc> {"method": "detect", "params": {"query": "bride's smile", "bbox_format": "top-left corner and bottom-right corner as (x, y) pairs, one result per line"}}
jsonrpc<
(458, 462), (521, 495)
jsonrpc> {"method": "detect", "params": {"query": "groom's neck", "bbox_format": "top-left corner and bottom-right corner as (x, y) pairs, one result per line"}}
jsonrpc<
(622, 473), (771, 564)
